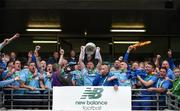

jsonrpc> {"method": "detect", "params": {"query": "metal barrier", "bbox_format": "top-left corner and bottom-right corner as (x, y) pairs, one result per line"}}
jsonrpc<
(132, 89), (168, 110)
(167, 94), (180, 110)
(2, 88), (52, 110)
(0, 88), (179, 110)
(0, 91), (3, 108)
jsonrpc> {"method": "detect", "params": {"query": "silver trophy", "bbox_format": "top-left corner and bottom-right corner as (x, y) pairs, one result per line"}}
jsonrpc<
(85, 42), (96, 57)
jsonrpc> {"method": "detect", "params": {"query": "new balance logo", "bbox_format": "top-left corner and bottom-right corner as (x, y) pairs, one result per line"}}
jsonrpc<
(80, 88), (104, 99)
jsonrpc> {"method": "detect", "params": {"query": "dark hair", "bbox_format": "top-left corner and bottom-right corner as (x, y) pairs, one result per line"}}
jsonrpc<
(147, 62), (156, 69)
(7, 61), (14, 65)
(28, 61), (36, 66)
(120, 60), (128, 65)
(160, 67), (168, 72)
(14, 59), (21, 63)
(87, 61), (94, 64)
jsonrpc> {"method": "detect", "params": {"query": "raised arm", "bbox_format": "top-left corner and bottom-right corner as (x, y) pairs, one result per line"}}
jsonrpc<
(79, 46), (85, 69)
(123, 45), (134, 62)
(155, 54), (161, 73)
(96, 47), (102, 71)
(58, 49), (64, 66)
(27, 51), (33, 65)
(0, 76), (19, 87)
(0, 33), (20, 51)
(34, 46), (41, 70)
(167, 50), (176, 70)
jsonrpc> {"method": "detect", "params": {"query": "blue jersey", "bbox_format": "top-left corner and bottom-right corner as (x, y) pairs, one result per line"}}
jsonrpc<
(20, 69), (40, 94)
(93, 72), (119, 86)
(71, 70), (84, 86)
(167, 68), (175, 80)
(156, 78), (173, 93)
(43, 73), (52, 93)
(110, 70), (131, 86)
(0, 60), (6, 69)
(2, 70), (22, 94)
(82, 68), (98, 86)
(44, 74), (52, 90)
(141, 74), (158, 95)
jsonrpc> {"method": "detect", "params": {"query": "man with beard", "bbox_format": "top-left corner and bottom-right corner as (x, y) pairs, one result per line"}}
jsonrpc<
(20, 62), (41, 94)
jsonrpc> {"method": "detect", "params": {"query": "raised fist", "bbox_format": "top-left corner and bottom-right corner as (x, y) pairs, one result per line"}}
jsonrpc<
(127, 45), (134, 52)
(156, 54), (161, 59)
(167, 49), (172, 57)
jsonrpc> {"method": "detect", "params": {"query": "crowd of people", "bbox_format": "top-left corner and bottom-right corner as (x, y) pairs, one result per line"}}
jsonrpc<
(0, 34), (180, 110)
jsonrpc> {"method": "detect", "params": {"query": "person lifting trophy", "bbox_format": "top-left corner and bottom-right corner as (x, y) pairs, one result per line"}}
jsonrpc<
(79, 42), (102, 86)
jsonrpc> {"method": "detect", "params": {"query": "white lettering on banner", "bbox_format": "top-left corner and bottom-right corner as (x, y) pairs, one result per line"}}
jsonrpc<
(53, 86), (131, 111)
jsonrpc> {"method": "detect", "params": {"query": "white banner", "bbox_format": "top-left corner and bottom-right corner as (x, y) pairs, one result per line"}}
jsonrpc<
(53, 86), (131, 111)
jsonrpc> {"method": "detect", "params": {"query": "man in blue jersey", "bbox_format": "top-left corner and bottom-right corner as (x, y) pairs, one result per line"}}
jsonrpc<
(71, 64), (84, 86)
(2, 60), (23, 94)
(40, 63), (53, 93)
(147, 67), (173, 110)
(136, 62), (158, 110)
(20, 62), (41, 94)
(20, 62), (44, 107)
(161, 60), (175, 81)
(93, 64), (119, 90)
(79, 46), (102, 86)
(109, 61), (131, 86)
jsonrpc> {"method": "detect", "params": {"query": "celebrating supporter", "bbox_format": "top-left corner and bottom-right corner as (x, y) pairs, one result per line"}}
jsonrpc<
(71, 64), (84, 86)
(161, 60), (175, 80)
(20, 62), (42, 94)
(68, 49), (78, 66)
(93, 64), (119, 91)
(47, 51), (59, 64)
(109, 61), (131, 86)
(79, 46), (102, 86)
(10, 51), (17, 62)
(147, 67), (173, 110)
(2, 60), (22, 93)
(168, 68), (180, 100)
(136, 62), (158, 110)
